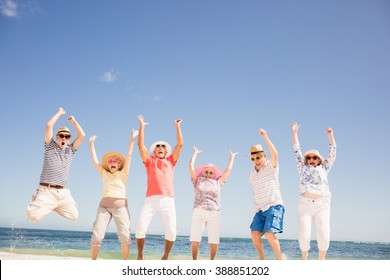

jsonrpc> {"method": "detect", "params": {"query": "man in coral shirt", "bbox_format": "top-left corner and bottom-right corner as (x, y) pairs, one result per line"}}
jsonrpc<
(135, 115), (183, 260)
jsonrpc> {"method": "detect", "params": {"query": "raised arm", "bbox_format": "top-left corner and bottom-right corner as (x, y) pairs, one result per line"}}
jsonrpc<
(45, 107), (66, 144)
(189, 146), (201, 182)
(324, 127), (336, 168)
(68, 115), (86, 151)
(292, 121), (300, 146)
(137, 115), (149, 162)
(122, 129), (139, 176)
(326, 127), (336, 146)
(171, 119), (183, 162)
(220, 150), (238, 184)
(89, 135), (104, 176)
(259, 128), (278, 168)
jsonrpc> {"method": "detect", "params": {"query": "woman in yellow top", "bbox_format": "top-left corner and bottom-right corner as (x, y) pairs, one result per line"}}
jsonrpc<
(89, 129), (138, 260)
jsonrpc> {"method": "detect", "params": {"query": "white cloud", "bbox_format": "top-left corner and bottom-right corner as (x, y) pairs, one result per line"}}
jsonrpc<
(133, 94), (162, 102)
(151, 95), (162, 102)
(99, 69), (117, 82)
(0, 0), (42, 18)
(0, 0), (18, 17)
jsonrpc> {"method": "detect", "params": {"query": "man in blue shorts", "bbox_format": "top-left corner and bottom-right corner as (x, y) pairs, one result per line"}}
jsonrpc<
(249, 128), (284, 260)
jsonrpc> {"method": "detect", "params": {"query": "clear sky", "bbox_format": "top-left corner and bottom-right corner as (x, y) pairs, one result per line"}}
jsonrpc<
(1, 0), (389, 243)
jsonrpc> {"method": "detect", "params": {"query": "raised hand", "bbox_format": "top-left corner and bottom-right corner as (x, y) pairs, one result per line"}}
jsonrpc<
(292, 121), (300, 133)
(137, 115), (149, 127)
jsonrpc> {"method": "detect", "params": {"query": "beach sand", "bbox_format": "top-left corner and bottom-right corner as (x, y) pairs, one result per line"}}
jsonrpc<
(0, 250), (196, 260)
(0, 251), (88, 260)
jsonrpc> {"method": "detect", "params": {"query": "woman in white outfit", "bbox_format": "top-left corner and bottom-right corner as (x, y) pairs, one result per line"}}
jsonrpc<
(292, 121), (336, 260)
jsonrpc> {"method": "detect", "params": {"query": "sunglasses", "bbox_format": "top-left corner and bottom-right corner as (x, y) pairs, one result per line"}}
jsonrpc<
(155, 144), (166, 148)
(204, 170), (214, 175)
(108, 158), (121, 164)
(251, 154), (265, 161)
(58, 134), (71, 139)
(306, 156), (319, 161)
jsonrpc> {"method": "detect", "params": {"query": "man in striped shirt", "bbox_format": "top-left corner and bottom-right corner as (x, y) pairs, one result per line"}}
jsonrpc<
(249, 128), (284, 260)
(27, 107), (85, 223)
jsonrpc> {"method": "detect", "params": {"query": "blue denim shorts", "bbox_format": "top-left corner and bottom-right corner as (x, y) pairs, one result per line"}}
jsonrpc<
(250, 205), (285, 235)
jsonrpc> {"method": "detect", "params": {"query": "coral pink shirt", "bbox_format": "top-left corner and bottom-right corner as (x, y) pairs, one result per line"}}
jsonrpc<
(144, 155), (176, 197)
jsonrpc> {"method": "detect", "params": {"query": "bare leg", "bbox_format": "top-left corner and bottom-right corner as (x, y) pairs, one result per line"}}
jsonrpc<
(136, 238), (145, 260)
(121, 244), (130, 260)
(251, 231), (265, 260)
(319, 250), (327, 260)
(161, 239), (174, 260)
(209, 243), (218, 260)
(264, 232), (283, 260)
(191, 241), (200, 260)
(91, 245), (100, 260)
(301, 251), (308, 260)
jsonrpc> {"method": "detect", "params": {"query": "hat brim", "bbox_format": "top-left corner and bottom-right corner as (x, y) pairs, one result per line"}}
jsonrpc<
(304, 150), (324, 162)
(149, 141), (172, 157)
(195, 164), (222, 180)
(56, 127), (72, 136)
(102, 152), (125, 172)
(56, 131), (72, 137)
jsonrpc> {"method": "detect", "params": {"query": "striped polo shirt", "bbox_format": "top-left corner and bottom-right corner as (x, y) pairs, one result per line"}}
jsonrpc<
(249, 160), (284, 213)
(39, 139), (76, 187)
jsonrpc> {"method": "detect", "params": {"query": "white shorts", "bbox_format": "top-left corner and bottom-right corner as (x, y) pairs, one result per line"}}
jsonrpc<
(26, 186), (78, 222)
(190, 208), (221, 244)
(135, 195), (176, 241)
(297, 197), (331, 251)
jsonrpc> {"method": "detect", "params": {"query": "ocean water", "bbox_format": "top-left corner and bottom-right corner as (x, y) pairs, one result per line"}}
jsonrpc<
(0, 227), (389, 260)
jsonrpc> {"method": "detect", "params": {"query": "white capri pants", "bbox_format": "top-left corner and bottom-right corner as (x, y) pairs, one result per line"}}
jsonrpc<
(190, 208), (221, 244)
(135, 195), (177, 241)
(297, 197), (331, 252)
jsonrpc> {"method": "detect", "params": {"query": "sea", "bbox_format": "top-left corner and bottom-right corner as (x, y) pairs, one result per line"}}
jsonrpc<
(0, 227), (389, 260)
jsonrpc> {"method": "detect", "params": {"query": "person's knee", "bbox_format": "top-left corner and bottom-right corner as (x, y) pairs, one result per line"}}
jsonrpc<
(69, 213), (78, 222)
(264, 231), (277, 241)
(118, 232), (131, 245)
(26, 206), (45, 223)
(27, 214), (42, 223)
(165, 227), (177, 241)
(91, 234), (104, 246)
(65, 211), (78, 222)
(135, 224), (146, 239)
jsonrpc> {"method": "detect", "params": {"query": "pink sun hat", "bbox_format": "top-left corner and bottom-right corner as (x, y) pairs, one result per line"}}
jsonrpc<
(195, 163), (222, 180)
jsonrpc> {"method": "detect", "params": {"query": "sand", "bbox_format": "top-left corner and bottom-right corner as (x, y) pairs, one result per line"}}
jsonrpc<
(0, 251), (88, 260)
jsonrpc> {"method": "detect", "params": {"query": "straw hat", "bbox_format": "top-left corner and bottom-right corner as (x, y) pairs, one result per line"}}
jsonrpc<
(149, 141), (172, 157)
(56, 126), (72, 136)
(195, 163), (222, 180)
(102, 151), (125, 172)
(250, 144), (264, 155)
(304, 149), (323, 163)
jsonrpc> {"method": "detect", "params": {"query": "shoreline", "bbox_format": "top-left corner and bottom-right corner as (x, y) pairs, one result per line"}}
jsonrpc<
(0, 249), (196, 260)
(0, 251), (88, 260)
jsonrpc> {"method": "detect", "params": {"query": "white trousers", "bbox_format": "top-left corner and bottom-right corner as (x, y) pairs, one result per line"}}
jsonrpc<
(297, 197), (331, 252)
(190, 208), (221, 244)
(135, 195), (177, 241)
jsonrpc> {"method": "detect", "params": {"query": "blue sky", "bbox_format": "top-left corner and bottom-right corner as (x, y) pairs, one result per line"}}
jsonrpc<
(0, 0), (389, 243)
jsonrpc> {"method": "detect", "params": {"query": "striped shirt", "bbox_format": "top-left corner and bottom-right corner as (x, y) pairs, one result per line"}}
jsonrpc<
(39, 139), (76, 187)
(249, 161), (284, 213)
